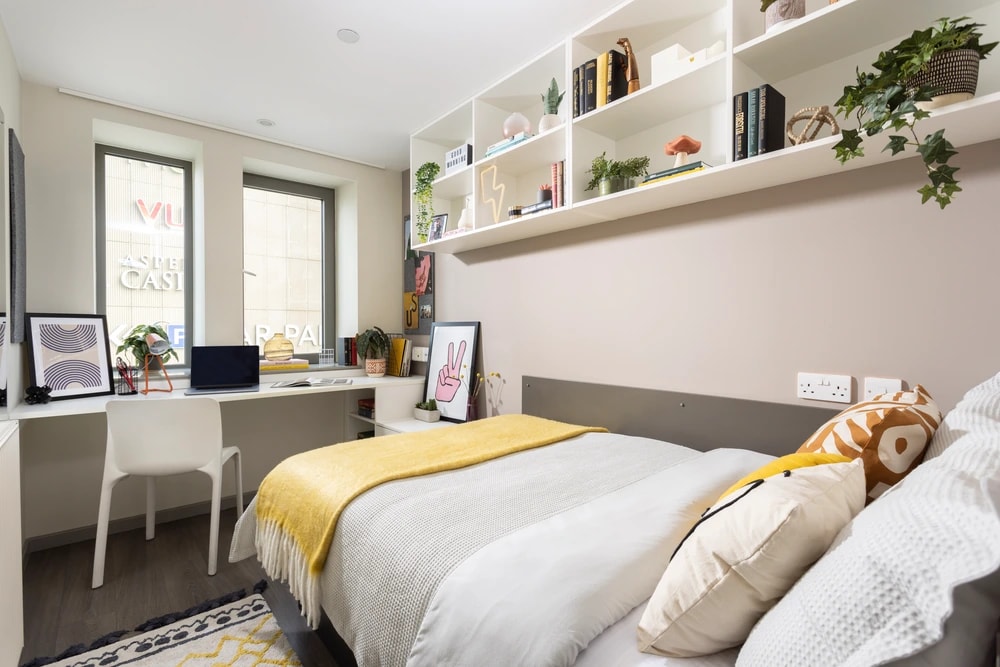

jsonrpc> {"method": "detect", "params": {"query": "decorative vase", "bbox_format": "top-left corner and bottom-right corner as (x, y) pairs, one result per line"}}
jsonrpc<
(502, 112), (531, 138)
(365, 357), (386, 378)
(907, 49), (981, 110)
(538, 113), (562, 133)
(765, 0), (805, 32)
(414, 407), (440, 422)
(466, 397), (479, 421)
(456, 196), (473, 232)
(263, 332), (294, 361)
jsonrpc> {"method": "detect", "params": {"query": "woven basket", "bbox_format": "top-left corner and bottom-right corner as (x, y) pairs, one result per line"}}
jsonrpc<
(906, 49), (981, 101)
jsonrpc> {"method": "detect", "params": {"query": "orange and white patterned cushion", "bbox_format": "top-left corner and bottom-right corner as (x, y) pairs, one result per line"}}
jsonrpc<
(797, 385), (942, 502)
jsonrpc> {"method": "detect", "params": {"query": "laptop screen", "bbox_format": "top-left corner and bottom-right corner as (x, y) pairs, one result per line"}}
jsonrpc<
(189, 346), (260, 389)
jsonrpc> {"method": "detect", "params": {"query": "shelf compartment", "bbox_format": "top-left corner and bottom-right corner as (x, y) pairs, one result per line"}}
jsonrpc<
(575, 0), (728, 53)
(417, 91), (1000, 254)
(573, 54), (727, 140)
(431, 165), (474, 200)
(734, 0), (998, 82)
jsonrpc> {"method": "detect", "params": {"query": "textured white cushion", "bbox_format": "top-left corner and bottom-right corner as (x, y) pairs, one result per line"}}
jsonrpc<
(736, 432), (1000, 667)
(637, 459), (866, 657)
(925, 370), (1000, 460)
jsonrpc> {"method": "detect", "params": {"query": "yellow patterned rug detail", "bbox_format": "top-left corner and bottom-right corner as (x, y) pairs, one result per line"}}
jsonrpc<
(22, 588), (301, 667)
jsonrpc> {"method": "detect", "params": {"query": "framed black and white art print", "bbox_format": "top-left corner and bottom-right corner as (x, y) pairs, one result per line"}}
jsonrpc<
(424, 321), (480, 422)
(26, 313), (115, 400)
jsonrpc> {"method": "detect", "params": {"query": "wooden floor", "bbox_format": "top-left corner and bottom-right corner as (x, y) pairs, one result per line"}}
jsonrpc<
(20, 509), (347, 666)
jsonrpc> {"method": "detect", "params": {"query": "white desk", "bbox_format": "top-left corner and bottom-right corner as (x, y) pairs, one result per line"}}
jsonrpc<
(11, 372), (428, 433)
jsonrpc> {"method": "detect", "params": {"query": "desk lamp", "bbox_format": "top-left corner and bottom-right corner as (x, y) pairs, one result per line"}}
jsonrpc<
(142, 333), (174, 394)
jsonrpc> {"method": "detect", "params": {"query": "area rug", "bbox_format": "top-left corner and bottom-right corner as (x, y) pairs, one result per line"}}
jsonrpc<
(21, 580), (302, 666)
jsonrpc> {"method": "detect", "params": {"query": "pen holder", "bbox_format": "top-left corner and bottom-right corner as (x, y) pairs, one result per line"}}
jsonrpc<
(116, 365), (138, 395)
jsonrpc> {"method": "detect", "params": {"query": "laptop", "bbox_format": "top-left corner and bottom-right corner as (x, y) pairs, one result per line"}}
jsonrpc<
(184, 345), (261, 395)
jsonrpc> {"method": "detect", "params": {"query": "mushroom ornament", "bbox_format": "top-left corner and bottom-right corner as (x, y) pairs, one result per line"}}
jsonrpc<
(664, 135), (702, 168)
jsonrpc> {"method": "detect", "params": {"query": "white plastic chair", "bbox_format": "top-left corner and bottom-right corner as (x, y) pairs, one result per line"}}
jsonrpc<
(92, 397), (243, 588)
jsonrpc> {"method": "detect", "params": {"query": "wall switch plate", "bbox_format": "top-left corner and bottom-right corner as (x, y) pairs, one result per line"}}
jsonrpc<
(411, 346), (429, 362)
(797, 372), (853, 403)
(863, 376), (903, 401)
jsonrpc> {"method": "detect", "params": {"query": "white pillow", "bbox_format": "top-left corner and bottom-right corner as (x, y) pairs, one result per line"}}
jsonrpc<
(637, 459), (866, 657)
(736, 432), (1000, 667)
(926, 370), (1000, 459)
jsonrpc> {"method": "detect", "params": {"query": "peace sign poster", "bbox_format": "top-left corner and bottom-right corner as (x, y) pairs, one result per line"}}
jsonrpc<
(425, 321), (480, 422)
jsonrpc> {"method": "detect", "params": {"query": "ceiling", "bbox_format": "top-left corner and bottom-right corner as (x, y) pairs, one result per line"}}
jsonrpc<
(0, 0), (618, 171)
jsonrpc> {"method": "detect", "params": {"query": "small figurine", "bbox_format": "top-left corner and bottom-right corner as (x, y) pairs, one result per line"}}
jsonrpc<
(616, 37), (640, 94)
(664, 135), (702, 168)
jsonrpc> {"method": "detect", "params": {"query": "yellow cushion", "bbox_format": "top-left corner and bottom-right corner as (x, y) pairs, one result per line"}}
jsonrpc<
(797, 385), (942, 503)
(718, 452), (852, 501)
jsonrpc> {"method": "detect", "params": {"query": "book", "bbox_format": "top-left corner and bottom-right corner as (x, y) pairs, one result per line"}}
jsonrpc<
(583, 58), (598, 114)
(577, 64), (586, 119)
(639, 166), (707, 186)
(747, 87), (759, 158)
(484, 132), (532, 157)
(556, 160), (564, 207)
(387, 337), (407, 376)
(641, 161), (712, 182)
(606, 49), (628, 104)
(733, 91), (748, 161)
(596, 52), (609, 107)
(271, 377), (352, 388)
(758, 83), (786, 155)
(573, 67), (580, 118)
(401, 338), (413, 376)
(520, 199), (553, 215)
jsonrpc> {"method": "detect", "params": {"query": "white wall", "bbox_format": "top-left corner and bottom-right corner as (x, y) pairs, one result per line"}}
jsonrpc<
(432, 139), (1000, 417)
(16, 82), (403, 540)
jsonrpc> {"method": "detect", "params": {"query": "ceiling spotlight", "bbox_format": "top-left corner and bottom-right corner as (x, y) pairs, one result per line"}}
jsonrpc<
(337, 28), (360, 44)
(257, 118), (275, 127)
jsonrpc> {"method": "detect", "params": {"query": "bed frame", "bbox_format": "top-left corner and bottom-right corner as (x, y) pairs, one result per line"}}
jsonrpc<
(522, 376), (838, 457)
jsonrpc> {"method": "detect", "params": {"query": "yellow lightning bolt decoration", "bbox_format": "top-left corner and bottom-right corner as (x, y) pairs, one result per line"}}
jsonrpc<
(480, 165), (505, 223)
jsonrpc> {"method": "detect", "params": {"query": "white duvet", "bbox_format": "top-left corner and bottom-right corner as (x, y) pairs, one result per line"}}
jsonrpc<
(232, 432), (772, 666)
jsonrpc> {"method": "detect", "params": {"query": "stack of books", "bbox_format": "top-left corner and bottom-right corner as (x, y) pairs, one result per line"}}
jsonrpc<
(733, 84), (786, 161)
(386, 337), (413, 377)
(639, 161), (712, 186)
(357, 397), (375, 419)
(484, 132), (532, 158)
(573, 49), (628, 118)
(259, 357), (310, 371)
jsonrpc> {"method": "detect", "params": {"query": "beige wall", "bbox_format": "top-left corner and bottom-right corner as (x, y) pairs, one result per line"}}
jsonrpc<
(15, 83), (403, 540)
(432, 139), (1000, 418)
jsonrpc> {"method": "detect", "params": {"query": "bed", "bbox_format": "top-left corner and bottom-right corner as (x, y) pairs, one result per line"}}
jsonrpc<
(230, 374), (1000, 667)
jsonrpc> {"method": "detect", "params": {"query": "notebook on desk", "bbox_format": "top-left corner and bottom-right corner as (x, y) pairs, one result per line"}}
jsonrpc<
(184, 345), (261, 395)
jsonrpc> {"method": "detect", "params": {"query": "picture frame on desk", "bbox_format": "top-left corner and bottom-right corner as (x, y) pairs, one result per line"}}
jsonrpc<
(25, 313), (115, 400)
(425, 321), (480, 422)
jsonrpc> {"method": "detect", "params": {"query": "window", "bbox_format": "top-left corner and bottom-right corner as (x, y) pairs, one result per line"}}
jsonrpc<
(96, 145), (193, 365)
(242, 174), (335, 357)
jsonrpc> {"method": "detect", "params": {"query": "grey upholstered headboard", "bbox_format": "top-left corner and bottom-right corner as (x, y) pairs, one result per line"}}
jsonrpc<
(522, 376), (838, 457)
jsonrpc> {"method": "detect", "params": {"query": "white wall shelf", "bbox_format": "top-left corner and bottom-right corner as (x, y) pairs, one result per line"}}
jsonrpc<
(410, 0), (1000, 255)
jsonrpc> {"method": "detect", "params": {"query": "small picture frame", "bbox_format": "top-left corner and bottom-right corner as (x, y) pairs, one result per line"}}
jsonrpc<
(429, 213), (448, 242)
(26, 313), (115, 400)
(424, 321), (480, 422)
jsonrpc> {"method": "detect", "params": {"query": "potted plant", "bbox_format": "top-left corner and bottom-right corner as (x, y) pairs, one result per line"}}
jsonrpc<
(414, 398), (440, 422)
(539, 77), (565, 133)
(833, 17), (997, 209)
(356, 326), (391, 377)
(585, 151), (651, 196)
(116, 322), (177, 367)
(414, 161), (441, 243)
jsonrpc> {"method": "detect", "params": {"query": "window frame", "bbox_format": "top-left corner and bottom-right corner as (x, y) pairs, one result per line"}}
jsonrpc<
(95, 144), (194, 366)
(242, 173), (336, 361)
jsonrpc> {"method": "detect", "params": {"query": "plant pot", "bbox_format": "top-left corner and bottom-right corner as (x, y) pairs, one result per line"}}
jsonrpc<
(907, 49), (981, 110)
(598, 177), (626, 197)
(538, 113), (562, 133)
(414, 407), (440, 422)
(765, 0), (805, 32)
(365, 358), (386, 378)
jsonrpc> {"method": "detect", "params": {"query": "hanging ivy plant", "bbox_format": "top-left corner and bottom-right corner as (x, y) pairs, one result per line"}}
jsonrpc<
(414, 161), (441, 243)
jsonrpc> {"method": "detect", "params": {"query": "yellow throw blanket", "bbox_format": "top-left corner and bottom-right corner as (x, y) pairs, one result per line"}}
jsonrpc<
(253, 413), (606, 627)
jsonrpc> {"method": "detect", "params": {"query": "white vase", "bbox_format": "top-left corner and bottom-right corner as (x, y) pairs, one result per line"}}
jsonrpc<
(538, 114), (562, 133)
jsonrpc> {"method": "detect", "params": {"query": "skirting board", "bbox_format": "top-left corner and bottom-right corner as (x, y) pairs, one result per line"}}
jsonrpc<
(522, 376), (837, 458)
(23, 491), (255, 556)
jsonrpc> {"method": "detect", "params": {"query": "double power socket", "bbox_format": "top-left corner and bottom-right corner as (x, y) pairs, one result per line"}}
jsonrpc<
(797, 372), (903, 404)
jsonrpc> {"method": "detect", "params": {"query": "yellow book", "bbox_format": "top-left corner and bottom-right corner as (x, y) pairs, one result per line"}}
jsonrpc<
(597, 52), (609, 107)
(387, 338), (407, 376)
(638, 166), (706, 186)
